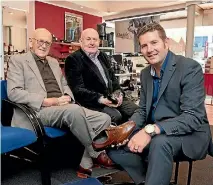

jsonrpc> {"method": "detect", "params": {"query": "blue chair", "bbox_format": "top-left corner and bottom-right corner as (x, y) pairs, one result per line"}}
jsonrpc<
(1, 80), (87, 184)
(1, 80), (50, 185)
(0, 80), (72, 184)
(1, 126), (37, 154)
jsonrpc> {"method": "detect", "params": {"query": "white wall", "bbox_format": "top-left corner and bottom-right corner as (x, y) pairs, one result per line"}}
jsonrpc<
(3, 26), (27, 52)
(161, 9), (213, 29)
(115, 20), (135, 53)
(203, 9), (213, 26)
(0, 4), (4, 79)
(3, 7), (27, 52)
(3, 12), (26, 28)
(26, 1), (35, 50)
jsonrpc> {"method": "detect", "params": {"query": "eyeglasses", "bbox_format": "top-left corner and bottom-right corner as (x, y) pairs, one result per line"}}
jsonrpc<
(31, 38), (52, 47)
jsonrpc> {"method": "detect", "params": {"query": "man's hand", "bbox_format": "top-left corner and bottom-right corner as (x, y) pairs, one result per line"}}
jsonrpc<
(128, 129), (151, 153)
(99, 96), (119, 108)
(42, 96), (71, 107)
(42, 98), (58, 107)
(58, 95), (71, 106)
(117, 94), (123, 107)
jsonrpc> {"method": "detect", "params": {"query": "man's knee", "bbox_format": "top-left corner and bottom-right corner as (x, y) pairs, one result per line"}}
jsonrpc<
(111, 110), (122, 123)
(65, 104), (85, 117)
(107, 148), (143, 168)
(101, 113), (111, 127)
(107, 149), (130, 165)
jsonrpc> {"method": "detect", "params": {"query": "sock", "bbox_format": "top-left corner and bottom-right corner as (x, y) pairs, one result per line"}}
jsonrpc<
(80, 149), (93, 169)
(86, 145), (102, 158)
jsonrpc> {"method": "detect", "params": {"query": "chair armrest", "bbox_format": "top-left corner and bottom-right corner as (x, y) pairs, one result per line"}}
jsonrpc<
(3, 99), (45, 139)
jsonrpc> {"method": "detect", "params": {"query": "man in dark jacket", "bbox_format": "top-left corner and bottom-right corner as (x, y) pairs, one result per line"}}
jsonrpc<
(65, 28), (138, 124)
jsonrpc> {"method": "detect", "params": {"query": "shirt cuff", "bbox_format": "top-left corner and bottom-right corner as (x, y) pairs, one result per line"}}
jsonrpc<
(156, 124), (165, 134)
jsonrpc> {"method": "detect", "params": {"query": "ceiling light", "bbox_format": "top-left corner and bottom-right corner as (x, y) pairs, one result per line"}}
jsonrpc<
(80, 6), (83, 8)
(9, 12), (13, 15)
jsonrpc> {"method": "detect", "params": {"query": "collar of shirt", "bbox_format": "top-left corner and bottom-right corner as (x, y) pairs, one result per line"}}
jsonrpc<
(31, 51), (47, 63)
(150, 51), (170, 78)
(83, 49), (100, 59)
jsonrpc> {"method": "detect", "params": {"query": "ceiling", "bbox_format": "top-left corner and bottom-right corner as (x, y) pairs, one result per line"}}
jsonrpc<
(44, 0), (213, 20)
(2, 0), (213, 25)
(2, 6), (27, 27)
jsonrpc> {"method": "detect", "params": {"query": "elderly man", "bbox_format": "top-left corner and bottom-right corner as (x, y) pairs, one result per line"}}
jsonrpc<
(7, 28), (115, 178)
(65, 28), (138, 124)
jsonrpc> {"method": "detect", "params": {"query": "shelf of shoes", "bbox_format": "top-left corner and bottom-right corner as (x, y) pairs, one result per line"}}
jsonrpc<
(49, 41), (115, 66)
(49, 42), (81, 65)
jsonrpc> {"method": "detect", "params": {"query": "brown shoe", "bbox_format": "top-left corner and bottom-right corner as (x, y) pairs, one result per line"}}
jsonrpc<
(93, 152), (115, 169)
(77, 165), (92, 178)
(92, 121), (136, 151)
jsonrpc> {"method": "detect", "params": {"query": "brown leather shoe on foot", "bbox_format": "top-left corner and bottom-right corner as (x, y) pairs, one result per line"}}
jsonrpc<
(77, 165), (92, 178)
(92, 121), (136, 151)
(93, 152), (115, 169)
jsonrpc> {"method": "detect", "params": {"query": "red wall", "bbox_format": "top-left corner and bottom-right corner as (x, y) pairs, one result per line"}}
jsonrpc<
(35, 1), (102, 40)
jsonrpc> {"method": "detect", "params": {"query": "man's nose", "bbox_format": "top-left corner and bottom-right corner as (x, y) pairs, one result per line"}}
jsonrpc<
(147, 45), (154, 53)
(89, 41), (95, 45)
(41, 43), (48, 48)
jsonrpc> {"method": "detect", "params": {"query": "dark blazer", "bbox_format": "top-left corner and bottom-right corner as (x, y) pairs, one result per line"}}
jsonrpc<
(131, 51), (212, 160)
(65, 49), (121, 109)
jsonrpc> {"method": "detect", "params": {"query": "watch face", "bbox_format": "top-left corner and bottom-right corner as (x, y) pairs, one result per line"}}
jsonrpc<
(145, 125), (155, 134)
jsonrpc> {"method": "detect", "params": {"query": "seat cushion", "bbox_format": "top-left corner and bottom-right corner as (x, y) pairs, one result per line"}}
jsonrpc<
(1, 127), (37, 154)
(63, 178), (103, 185)
(44, 127), (67, 138)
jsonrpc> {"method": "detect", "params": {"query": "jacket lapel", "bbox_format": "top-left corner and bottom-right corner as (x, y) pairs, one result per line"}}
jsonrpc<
(146, 66), (153, 119)
(80, 49), (107, 88)
(47, 57), (63, 93)
(156, 51), (176, 106)
(26, 52), (46, 91)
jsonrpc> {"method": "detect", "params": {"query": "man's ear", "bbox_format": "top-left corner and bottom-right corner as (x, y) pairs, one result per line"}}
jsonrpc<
(29, 38), (33, 48)
(164, 38), (169, 49)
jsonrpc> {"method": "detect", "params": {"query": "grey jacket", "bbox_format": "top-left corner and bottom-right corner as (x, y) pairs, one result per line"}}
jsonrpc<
(131, 51), (212, 160)
(7, 51), (75, 130)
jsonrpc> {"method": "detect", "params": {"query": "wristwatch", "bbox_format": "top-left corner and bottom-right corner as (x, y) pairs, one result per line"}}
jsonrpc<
(144, 124), (156, 137)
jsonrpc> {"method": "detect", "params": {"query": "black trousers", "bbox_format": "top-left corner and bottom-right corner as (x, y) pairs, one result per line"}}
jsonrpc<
(101, 98), (138, 125)
(107, 134), (183, 185)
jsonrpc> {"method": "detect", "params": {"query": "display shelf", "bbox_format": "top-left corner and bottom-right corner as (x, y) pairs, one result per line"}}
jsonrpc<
(99, 47), (115, 50)
(53, 42), (81, 47)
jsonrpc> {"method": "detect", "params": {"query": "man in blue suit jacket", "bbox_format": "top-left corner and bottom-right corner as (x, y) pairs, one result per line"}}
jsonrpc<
(107, 22), (212, 185)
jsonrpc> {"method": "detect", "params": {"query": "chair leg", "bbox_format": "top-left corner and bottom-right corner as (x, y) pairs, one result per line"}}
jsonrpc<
(187, 161), (193, 185)
(39, 150), (51, 185)
(174, 162), (179, 184)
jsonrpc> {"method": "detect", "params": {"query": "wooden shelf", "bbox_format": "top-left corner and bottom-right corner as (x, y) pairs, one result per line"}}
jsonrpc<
(99, 47), (115, 50)
(53, 42), (114, 50)
(50, 42), (115, 64)
(53, 42), (80, 46)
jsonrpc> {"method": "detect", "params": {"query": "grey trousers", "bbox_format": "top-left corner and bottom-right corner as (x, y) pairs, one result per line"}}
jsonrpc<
(39, 103), (111, 156)
(107, 134), (183, 185)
